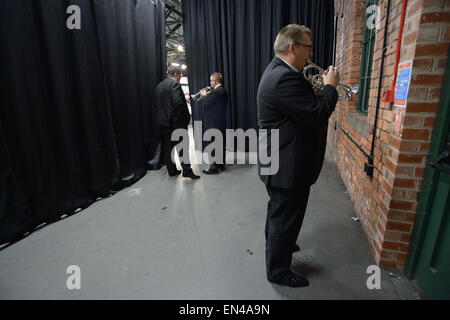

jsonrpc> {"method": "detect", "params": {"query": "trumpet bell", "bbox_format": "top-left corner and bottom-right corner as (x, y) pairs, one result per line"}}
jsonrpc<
(340, 83), (359, 101)
(191, 86), (212, 102)
(191, 92), (202, 102)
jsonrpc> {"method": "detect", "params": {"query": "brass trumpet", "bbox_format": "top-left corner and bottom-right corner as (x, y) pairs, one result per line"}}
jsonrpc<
(191, 86), (212, 102)
(303, 60), (359, 100)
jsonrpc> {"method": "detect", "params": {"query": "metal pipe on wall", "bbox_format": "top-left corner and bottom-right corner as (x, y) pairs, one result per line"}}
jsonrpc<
(365, 0), (393, 177)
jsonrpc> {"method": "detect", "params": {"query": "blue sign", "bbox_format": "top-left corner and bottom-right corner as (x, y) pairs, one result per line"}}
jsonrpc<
(394, 61), (412, 108)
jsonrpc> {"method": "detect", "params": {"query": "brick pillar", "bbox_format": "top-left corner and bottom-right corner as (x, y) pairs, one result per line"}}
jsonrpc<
(330, 0), (449, 270)
(379, 0), (450, 269)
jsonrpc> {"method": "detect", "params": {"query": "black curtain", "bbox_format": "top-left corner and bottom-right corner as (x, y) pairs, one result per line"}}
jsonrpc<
(183, 0), (335, 138)
(0, 0), (166, 245)
(94, 0), (166, 185)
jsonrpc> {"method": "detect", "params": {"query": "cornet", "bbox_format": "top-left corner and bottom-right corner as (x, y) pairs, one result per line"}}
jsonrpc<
(303, 60), (359, 100)
(191, 86), (212, 102)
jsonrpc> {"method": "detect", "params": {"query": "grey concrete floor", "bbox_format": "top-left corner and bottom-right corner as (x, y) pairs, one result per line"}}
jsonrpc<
(0, 146), (422, 300)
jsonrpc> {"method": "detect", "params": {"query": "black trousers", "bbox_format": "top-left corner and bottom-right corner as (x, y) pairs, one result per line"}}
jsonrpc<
(265, 184), (311, 281)
(204, 128), (226, 167)
(160, 126), (192, 174)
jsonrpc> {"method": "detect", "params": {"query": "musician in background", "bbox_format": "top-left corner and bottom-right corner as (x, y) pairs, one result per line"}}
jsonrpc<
(200, 72), (229, 174)
(257, 24), (339, 287)
(155, 66), (200, 179)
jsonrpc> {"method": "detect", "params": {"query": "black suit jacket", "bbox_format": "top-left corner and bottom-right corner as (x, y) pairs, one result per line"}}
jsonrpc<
(257, 57), (338, 189)
(155, 77), (190, 129)
(201, 85), (228, 131)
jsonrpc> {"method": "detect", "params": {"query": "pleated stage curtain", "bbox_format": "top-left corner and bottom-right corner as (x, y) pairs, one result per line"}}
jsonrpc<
(0, 0), (166, 245)
(182, 0), (335, 138)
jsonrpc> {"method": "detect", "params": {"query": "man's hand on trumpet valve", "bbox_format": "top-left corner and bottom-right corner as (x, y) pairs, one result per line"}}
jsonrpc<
(200, 89), (208, 96)
(321, 66), (340, 88)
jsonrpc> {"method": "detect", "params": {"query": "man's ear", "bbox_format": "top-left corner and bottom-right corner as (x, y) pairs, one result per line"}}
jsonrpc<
(289, 43), (296, 53)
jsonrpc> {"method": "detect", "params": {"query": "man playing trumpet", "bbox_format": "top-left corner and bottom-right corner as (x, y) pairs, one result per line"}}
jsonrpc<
(199, 72), (229, 174)
(257, 24), (340, 287)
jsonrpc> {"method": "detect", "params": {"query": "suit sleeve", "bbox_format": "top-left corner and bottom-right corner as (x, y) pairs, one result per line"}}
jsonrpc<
(203, 87), (228, 105)
(275, 71), (338, 125)
(171, 82), (190, 125)
(171, 82), (187, 111)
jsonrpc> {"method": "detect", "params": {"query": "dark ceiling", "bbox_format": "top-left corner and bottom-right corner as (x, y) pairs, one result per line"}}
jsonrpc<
(165, 0), (185, 66)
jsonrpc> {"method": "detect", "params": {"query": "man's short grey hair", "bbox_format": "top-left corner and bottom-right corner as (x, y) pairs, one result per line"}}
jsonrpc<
(274, 24), (312, 56)
(168, 65), (181, 77)
(211, 72), (223, 84)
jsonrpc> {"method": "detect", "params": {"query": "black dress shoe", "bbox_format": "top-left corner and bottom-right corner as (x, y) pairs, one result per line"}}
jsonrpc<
(168, 170), (181, 177)
(292, 244), (301, 253)
(202, 166), (220, 175)
(183, 170), (201, 179)
(145, 162), (162, 171)
(269, 272), (309, 288)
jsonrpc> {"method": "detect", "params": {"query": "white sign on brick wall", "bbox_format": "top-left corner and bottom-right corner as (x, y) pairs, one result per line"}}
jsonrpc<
(394, 108), (404, 134)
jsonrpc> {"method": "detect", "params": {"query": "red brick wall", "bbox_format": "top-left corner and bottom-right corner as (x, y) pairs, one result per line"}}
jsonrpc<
(329, 0), (449, 270)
